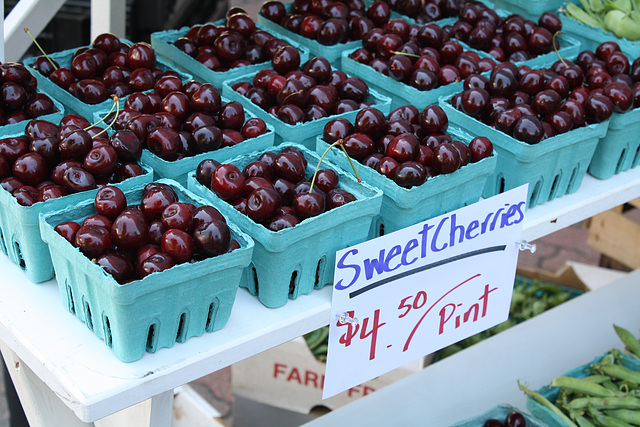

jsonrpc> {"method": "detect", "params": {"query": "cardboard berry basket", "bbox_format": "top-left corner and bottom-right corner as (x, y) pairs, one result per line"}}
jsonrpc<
(315, 126), (498, 239)
(490, 0), (564, 20)
(451, 404), (546, 427)
(221, 73), (392, 149)
(186, 143), (383, 308)
(23, 39), (192, 119)
(93, 98), (277, 187)
(150, 20), (311, 89)
(0, 131), (153, 283)
(588, 106), (640, 180)
(256, 2), (363, 66)
(340, 42), (494, 111)
(526, 351), (640, 427)
(39, 179), (254, 363)
(0, 87), (66, 136)
(560, 13), (640, 59)
(439, 93), (609, 208)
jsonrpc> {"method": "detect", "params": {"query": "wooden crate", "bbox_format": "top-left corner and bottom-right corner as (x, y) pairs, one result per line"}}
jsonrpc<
(587, 198), (640, 271)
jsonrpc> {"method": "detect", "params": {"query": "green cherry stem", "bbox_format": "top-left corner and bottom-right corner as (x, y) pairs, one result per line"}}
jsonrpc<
(309, 139), (362, 193)
(24, 28), (59, 71)
(391, 50), (420, 58)
(89, 95), (120, 137)
(553, 31), (568, 68)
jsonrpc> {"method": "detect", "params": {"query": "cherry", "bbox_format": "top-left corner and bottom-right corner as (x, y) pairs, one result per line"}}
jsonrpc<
(55, 221), (82, 245)
(94, 186), (127, 219)
(246, 187), (282, 222)
(193, 220), (231, 256)
(293, 191), (325, 219)
(192, 205), (226, 230)
(267, 213), (300, 231)
(83, 144), (119, 178)
(128, 42), (156, 69)
(326, 188), (356, 209)
(161, 229), (194, 263)
(75, 225), (112, 258)
(432, 142), (461, 174)
(82, 214), (113, 230)
(96, 253), (133, 283)
(513, 115), (544, 144)
(137, 252), (175, 278)
(195, 158), (222, 186)
(37, 183), (67, 202)
(585, 93), (614, 123)
(12, 153), (48, 186)
(13, 186), (38, 206)
(211, 164), (246, 200)
(469, 136), (493, 162)
(394, 161), (427, 188)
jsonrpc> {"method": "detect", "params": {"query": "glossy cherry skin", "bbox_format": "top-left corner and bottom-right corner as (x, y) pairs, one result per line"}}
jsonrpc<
(394, 161), (427, 188)
(161, 229), (195, 263)
(111, 209), (149, 248)
(192, 205), (226, 230)
(513, 115), (544, 144)
(137, 252), (175, 278)
(128, 42), (156, 69)
(94, 186), (127, 219)
(12, 153), (48, 186)
(469, 137), (493, 162)
(293, 191), (325, 219)
(96, 253), (133, 283)
(211, 164), (246, 200)
(273, 152), (306, 182)
(160, 202), (193, 232)
(432, 142), (461, 174)
(74, 79), (107, 104)
(193, 219), (231, 257)
(140, 186), (178, 222)
(55, 221), (82, 245)
(246, 187), (282, 222)
(75, 225), (112, 258)
(193, 125), (224, 152)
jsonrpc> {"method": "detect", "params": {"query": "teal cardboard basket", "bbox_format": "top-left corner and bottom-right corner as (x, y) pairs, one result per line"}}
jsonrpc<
(39, 179), (254, 362)
(93, 98), (277, 186)
(24, 39), (192, 119)
(187, 143), (383, 308)
(257, 2), (362, 66)
(588, 107), (640, 180)
(439, 93), (609, 208)
(340, 42), (493, 111)
(0, 129), (153, 283)
(491, 0), (565, 20)
(452, 404), (546, 427)
(221, 72), (391, 149)
(527, 351), (640, 427)
(560, 12), (640, 59)
(151, 20), (311, 89)
(315, 126), (498, 239)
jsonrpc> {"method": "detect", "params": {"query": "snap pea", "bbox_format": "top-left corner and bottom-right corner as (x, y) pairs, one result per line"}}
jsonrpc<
(551, 376), (622, 397)
(588, 405), (635, 427)
(519, 381), (579, 427)
(597, 364), (640, 385)
(570, 409), (597, 427)
(614, 325), (640, 359)
(566, 396), (640, 411)
(605, 409), (640, 426)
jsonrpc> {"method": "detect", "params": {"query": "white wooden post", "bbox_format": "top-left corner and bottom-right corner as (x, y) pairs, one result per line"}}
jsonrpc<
(91, 0), (127, 43)
(3, 0), (67, 62)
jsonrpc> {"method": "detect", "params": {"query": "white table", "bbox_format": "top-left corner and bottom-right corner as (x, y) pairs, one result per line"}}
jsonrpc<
(2, 167), (640, 426)
(303, 265), (640, 427)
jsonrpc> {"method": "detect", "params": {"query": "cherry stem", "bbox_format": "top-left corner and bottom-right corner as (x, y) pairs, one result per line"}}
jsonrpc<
(552, 31), (568, 68)
(24, 28), (58, 71)
(391, 50), (420, 58)
(90, 95), (120, 137)
(282, 90), (304, 106)
(309, 139), (362, 194)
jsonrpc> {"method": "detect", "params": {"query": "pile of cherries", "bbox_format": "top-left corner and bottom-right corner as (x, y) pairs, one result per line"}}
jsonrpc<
(483, 410), (527, 427)
(107, 78), (269, 161)
(0, 62), (57, 125)
(349, 20), (496, 90)
(232, 56), (372, 125)
(54, 183), (237, 283)
(449, 41), (637, 144)
(447, 7), (562, 63)
(197, 146), (357, 231)
(31, 32), (181, 105)
(173, 10), (302, 73)
(378, 0), (476, 25)
(260, 0), (389, 46)
(0, 114), (146, 206)
(322, 104), (493, 188)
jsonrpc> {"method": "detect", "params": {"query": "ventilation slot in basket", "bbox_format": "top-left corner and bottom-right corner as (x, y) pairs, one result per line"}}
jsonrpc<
(65, 281), (75, 314)
(497, 175), (505, 194)
(250, 265), (259, 296)
(289, 270), (299, 298)
(615, 149), (627, 174)
(314, 257), (326, 289)
(633, 145), (640, 167)
(103, 315), (112, 348)
(146, 323), (158, 352)
(0, 227), (7, 256)
(206, 299), (218, 332)
(529, 180), (542, 207)
(13, 241), (25, 269)
(567, 166), (580, 193)
(378, 222), (385, 237)
(549, 173), (562, 200)
(83, 299), (93, 331)
(176, 312), (188, 343)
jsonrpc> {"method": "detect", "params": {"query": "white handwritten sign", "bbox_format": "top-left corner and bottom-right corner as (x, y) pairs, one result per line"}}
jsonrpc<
(323, 186), (528, 399)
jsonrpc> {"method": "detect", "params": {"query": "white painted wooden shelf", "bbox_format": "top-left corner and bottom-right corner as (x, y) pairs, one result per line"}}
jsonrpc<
(1, 166), (640, 425)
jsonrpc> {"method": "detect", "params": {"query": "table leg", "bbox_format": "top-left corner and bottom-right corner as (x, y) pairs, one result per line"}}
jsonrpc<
(0, 342), (174, 427)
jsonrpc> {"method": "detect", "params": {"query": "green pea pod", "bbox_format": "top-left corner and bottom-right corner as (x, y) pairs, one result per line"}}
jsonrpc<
(604, 409), (640, 425)
(551, 376), (622, 397)
(615, 324), (640, 359)
(591, 0), (607, 12)
(588, 405), (635, 427)
(569, 410), (597, 427)
(566, 3), (606, 27)
(605, 10), (640, 40)
(566, 396), (640, 410)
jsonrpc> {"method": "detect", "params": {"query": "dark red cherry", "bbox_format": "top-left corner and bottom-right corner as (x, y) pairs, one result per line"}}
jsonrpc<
(211, 164), (246, 200)
(161, 229), (194, 263)
(193, 220), (231, 256)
